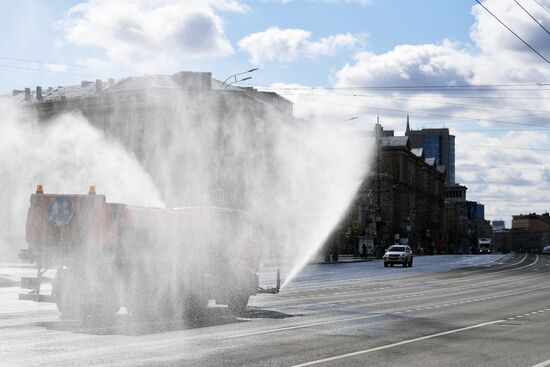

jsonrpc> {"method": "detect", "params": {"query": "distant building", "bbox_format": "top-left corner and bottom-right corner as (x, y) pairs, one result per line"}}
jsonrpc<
(508, 213), (550, 253)
(375, 128), (446, 254)
(443, 185), (492, 253)
(405, 116), (456, 184)
(512, 213), (550, 230)
(444, 184), (470, 253)
(492, 220), (506, 231)
(329, 123), (445, 258)
(467, 201), (485, 220)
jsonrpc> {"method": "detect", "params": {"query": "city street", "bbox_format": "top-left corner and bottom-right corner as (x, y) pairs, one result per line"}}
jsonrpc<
(1, 253), (550, 366)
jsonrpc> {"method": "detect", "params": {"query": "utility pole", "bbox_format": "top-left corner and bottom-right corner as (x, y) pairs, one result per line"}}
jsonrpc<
(375, 116), (384, 258)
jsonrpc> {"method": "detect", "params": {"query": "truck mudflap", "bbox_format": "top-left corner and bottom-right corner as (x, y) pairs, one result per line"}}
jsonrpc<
(256, 268), (281, 294)
(18, 264), (56, 303)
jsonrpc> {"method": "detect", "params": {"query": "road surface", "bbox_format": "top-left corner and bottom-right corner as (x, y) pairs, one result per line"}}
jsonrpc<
(1, 253), (549, 366)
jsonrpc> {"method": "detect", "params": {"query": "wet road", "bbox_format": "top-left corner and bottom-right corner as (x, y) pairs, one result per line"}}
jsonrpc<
(1, 253), (550, 366)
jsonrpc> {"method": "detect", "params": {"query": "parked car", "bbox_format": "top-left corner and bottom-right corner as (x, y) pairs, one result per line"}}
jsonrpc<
(542, 245), (550, 255)
(383, 245), (414, 267)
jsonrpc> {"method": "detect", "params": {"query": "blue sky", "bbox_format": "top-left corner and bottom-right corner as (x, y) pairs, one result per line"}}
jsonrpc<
(0, 0), (549, 224)
(1, 0), (477, 88)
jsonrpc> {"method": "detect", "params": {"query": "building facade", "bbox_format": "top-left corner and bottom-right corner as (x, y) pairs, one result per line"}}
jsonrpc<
(11, 72), (295, 209)
(405, 117), (456, 184)
(507, 213), (550, 253)
(327, 123), (445, 259)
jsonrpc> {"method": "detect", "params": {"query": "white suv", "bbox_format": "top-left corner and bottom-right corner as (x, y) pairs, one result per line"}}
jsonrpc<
(383, 245), (414, 267)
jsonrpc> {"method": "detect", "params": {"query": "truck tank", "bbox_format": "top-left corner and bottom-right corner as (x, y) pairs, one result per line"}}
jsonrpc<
(19, 185), (279, 322)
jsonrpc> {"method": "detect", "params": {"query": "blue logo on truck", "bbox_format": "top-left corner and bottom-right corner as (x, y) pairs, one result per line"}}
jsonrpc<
(47, 196), (75, 227)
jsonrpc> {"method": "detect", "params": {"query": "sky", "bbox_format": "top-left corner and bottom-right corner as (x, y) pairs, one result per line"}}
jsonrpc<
(0, 0), (549, 226)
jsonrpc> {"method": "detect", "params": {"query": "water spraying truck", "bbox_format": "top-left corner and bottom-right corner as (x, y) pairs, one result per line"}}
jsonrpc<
(19, 185), (280, 320)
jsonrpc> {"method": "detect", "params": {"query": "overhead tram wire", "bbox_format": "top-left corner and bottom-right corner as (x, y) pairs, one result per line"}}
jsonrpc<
(277, 91), (550, 114)
(251, 83), (550, 92)
(0, 56), (138, 75)
(291, 97), (550, 128)
(458, 163), (550, 172)
(458, 127), (550, 131)
(0, 64), (104, 78)
(475, 0), (550, 64)
(457, 143), (550, 152)
(513, 0), (550, 36)
(531, 0), (550, 13)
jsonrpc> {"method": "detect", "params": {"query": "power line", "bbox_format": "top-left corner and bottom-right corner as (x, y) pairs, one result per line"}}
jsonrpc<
(364, 95), (550, 100)
(294, 98), (550, 127)
(513, 0), (550, 36)
(458, 163), (550, 171)
(281, 91), (550, 114)
(457, 128), (550, 131)
(0, 56), (137, 74)
(255, 83), (550, 91)
(531, 0), (550, 13)
(0, 64), (100, 78)
(475, 0), (550, 64)
(457, 143), (550, 152)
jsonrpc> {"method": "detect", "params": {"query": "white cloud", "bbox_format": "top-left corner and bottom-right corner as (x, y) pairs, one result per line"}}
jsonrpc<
(57, 0), (245, 71)
(456, 131), (550, 224)
(336, 40), (475, 88)
(238, 27), (359, 65)
(261, 0), (550, 224)
(335, 0), (550, 88)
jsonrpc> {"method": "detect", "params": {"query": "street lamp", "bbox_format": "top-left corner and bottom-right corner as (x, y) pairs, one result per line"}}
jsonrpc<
(221, 68), (258, 89)
(223, 76), (252, 90)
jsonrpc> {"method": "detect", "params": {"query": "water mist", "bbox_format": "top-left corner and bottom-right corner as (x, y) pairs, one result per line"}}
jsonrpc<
(3, 80), (372, 324)
(0, 101), (164, 261)
(113, 87), (373, 289)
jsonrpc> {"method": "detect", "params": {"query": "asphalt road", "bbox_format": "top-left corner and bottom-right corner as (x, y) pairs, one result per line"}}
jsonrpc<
(1, 253), (550, 366)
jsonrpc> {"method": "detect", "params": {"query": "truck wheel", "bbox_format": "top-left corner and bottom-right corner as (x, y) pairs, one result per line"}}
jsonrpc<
(126, 282), (160, 322)
(53, 269), (80, 319)
(227, 293), (250, 314)
(183, 292), (209, 320)
(54, 268), (119, 321)
(384, 262), (388, 267)
(403, 261), (408, 268)
(409, 259), (413, 267)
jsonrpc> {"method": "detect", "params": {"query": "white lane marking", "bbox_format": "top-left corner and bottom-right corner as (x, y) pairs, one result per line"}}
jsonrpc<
(284, 255), (536, 303)
(532, 358), (550, 367)
(223, 314), (384, 339)
(290, 320), (504, 367)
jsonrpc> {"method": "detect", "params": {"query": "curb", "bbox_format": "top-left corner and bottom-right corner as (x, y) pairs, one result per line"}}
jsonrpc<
(309, 258), (376, 265)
